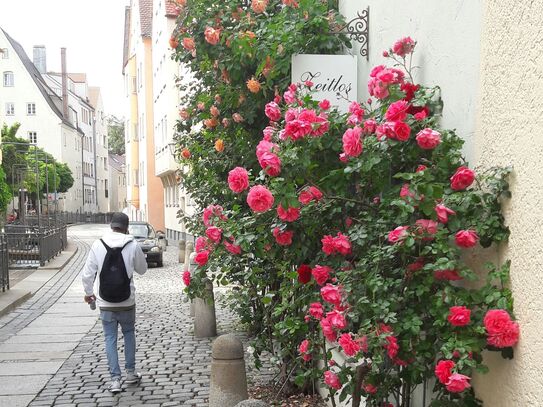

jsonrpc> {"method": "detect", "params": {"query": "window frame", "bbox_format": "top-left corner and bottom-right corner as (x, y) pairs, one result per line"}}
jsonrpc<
(3, 71), (14, 87)
(27, 103), (36, 116)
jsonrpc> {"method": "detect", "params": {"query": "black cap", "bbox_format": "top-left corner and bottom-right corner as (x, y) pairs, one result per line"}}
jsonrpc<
(110, 212), (129, 230)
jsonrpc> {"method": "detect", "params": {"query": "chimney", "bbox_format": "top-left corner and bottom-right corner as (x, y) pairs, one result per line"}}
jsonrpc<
(61, 48), (69, 120)
(33, 45), (47, 74)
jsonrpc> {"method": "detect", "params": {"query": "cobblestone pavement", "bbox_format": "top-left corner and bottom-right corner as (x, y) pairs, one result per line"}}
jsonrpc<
(27, 233), (275, 406)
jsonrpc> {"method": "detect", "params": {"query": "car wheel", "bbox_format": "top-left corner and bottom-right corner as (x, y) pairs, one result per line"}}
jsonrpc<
(157, 257), (163, 267)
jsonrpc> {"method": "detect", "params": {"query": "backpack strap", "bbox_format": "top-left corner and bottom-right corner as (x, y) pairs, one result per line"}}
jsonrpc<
(121, 240), (132, 250)
(100, 239), (111, 251)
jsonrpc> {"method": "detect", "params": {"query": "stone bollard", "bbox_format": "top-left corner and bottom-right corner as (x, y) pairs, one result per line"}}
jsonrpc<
(184, 241), (194, 266)
(234, 400), (269, 407)
(178, 240), (186, 263)
(209, 334), (248, 407)
(194, 279), (217, 337)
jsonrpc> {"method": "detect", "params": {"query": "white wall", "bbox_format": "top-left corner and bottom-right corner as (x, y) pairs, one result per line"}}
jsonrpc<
(340, 0), (482, 163)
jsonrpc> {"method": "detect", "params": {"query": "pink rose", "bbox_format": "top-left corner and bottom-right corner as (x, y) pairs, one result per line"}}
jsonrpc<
(195, 236), (211, 253)
(321, 284), (342, 307)
(283, 89), (296, 104)
(284, 119), (312, 140)
(385, 100), (409, 122)
(414, 110), (428, 121)
(277, 205), (300, 222)
(348, 101), (364, 123)
(400, 183), (415, 199)
(393, 121), (411, 141)
(285, 108), (299, 123)
(204, 27), (221, 45)
(448, 306), (471, 327)
(264, 101), (282, 122)
(311, 115), (330, 137)
(435, 204), (456, 223)
(223, 239), (242, 255)
(455, 229), (479, 248)
(309, 186), (323, 201)
(309, 302), (324, 320)
(338, 333), (361, 357)
(312, 265), (331, 286)
(203, 204), (225, 227)
(227, 167), (249, 193)
(416, 165), (427, 172)
(256, 139), (279, 160)
(385, 335), (399, 359)
(326, 310), (347, 329)
(324, 371), (342, 390)
(484, 309), (520, 348)
(415, 219), (438, 240)
(363, 119), (377, 134)
(342, 127), (363, 157)
(333, 232), (352, 255)
(450, 166), (475, 190)
(272, 227), (293, 246)
(388, 226), (409, 244)
(363, 383), (378, 394)
(205, 226), (222, 243)
(320, 318), (337, 342)
(258, 152), (281, 176)
(321, 235), (335, 255)
(262, 126), (275, 140)
(182, 270), (191, 286)
(194, 250), (210, 267)
(247, 185), (274, 212)
(445, 373), (471, 393)
(435, 360), (455, 384)
(298, 190), (313, 205)
(416, 128), (442, 149)
(319, 99), (331, 110)
(392, 36), (416, 57)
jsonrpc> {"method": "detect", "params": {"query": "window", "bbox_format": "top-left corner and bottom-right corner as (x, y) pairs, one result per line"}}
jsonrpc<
(27, 103), (36, 115)
(105, 179), (109, 198)
(5, 103), (14, 115)
(1, 48), (8, 59)
(28, 131), (37, 144)
(131, 76), (137, 94)
(3, 71), (14, 87)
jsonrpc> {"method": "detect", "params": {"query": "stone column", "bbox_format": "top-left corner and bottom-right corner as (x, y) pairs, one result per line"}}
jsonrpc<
(178, 240), (186, 263)
(209, 334), (248, 407)
(194, 279), (217, 338)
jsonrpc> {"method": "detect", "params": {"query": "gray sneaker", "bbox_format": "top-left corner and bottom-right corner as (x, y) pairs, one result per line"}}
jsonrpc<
(125, 371), (142, 384)
(108, 378), (122, 393)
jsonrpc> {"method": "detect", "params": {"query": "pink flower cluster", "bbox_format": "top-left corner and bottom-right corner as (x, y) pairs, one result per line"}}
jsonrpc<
(298, 186), (323, 205)
(435, 360), (471, 393)
(484, 309), (520, 348)
(367, 65), (405, 100)
(321, 232), (351, 256)
(282, 107), (329, 140)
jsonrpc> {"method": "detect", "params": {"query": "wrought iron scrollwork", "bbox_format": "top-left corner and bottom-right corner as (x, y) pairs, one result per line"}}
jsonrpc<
(335, 7), (369, 60)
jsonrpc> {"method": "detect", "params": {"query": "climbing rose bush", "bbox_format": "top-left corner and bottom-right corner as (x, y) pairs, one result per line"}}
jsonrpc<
(176, 13), (517, 406)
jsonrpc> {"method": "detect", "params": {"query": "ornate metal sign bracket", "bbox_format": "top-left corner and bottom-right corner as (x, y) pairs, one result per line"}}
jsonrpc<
(337, 7), (369, 60)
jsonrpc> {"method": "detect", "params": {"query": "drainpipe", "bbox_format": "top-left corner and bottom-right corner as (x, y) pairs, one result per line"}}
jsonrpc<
(92, 115), (98, 213)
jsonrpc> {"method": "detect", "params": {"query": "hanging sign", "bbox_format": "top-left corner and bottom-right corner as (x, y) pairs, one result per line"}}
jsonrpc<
(291, 54), (357, 113)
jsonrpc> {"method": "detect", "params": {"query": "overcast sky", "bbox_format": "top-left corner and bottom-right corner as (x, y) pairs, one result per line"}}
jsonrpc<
(0, 0), (127, 118)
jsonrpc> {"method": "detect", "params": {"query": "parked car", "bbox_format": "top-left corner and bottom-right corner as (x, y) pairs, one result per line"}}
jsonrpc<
(128, 221), (165, 267)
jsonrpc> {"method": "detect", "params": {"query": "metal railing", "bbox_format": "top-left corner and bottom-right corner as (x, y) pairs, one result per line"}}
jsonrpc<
(0, 234), (8, 292)
(4, 224), (67, 268)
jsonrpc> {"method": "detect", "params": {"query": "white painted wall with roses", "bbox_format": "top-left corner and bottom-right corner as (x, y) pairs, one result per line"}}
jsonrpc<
(339, 0), (483, 165)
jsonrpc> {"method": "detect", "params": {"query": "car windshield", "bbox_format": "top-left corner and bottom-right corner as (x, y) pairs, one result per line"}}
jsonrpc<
(129, 224), (150, 238)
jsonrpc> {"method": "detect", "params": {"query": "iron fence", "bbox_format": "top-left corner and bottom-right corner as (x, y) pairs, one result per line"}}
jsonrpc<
(4, 224), (67, 267)
(0, 234), (8, 292)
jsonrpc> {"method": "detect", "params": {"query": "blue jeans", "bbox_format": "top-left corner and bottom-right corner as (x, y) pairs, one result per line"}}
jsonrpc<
(100, 308), (136, 380)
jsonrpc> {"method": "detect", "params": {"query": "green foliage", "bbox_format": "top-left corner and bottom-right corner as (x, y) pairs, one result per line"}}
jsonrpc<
(107, 115), (125, 155)
(173, 5), (516, 406)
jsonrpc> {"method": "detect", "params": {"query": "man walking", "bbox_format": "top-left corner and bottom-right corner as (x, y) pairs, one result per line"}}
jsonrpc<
(82, 212), (147, 393)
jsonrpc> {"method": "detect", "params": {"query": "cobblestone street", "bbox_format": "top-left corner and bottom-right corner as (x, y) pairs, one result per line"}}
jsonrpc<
(0, 225), (273, 407)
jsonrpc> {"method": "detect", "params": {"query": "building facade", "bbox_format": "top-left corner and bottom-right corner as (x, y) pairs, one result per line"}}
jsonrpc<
(108, 153), (126, 212)
(0, 28), (84, 213)
(122, 0), (166, 232)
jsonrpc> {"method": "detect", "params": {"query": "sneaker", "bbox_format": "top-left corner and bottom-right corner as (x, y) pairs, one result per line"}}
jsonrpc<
(108, 378), (122, 394)
(125, 371), (142, 384)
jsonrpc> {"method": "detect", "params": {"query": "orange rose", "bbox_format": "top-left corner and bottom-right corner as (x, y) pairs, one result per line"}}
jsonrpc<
(210, 106), (220, 117)
(204, 27), (221, 45)
(215, 139), (224, 152)
(181, 148), (191, 159)
(232, 113), (244, 123)
(182, 37), (195, 51)
(251, 0), (268, 14)
(169, 36), (179, 49)
(204, 118), (218, 128)
(246, 78), (261, 94)
(179, 109), (190, 120)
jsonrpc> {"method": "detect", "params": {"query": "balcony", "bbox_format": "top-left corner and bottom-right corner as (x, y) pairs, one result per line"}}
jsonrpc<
(155, 145), (179, 177)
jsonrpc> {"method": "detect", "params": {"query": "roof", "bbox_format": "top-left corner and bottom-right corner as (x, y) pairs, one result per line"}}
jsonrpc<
(122, 6), (131, 73)
(109, 153), (126, 171)
(0, 28), (75, 130)
(165, 1), (180, 17)
(68, 73), (87, 83)
(139, 0), (153, 37)
(88, 87), (101, 109)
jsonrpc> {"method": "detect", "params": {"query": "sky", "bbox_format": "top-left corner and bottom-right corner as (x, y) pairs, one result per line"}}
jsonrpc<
(0, 0), (128, 118)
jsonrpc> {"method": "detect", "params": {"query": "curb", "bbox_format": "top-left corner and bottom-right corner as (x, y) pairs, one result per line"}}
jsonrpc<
(0, 239), (79, 317)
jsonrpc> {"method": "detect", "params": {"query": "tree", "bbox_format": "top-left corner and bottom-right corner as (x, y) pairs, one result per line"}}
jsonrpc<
(1, 123), (29, 188)
(107, 115), (125, 155)
(55, 162), (74, 193)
